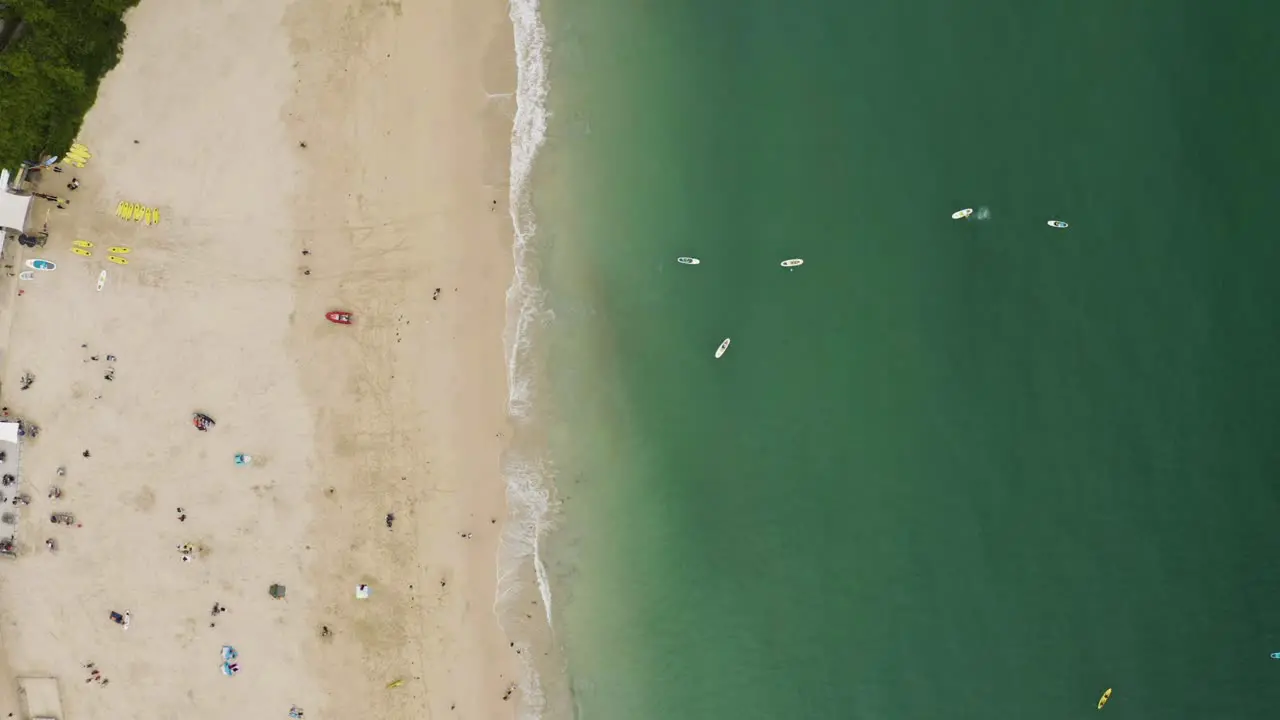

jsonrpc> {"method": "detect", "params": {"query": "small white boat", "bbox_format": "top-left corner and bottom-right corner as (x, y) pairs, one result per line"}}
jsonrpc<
(780, 258), (804, 268)
(951, 208), (974, 220)
(1047, 220), (1068, 229)
(18, 271), (34, 281)
(714, 338), (731, 359)
(677, 257), (701, 265)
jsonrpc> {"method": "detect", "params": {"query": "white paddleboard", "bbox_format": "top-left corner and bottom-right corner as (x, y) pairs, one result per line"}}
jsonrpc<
(19, 271), (34, 281)
(1047, 220), (1068, 228)
(780, 258), (804, 268)
(677, 257), (701, 265)
(715, 338), (731, 359)
(952, 208), (974, 220)
(25, 259), (56, 271)
(96, 270), (106, 292)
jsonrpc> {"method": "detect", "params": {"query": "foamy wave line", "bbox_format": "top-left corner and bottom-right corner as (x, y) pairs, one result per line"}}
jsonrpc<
(500, 0), (553, 718)
(504, 0), (551, 422)
(499, 456), (555, 719)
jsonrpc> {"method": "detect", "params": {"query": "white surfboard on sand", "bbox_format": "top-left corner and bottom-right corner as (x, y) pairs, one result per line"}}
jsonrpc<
(97, 270), (106, 292)
(715, 338), (731, 359)
(952, 208), (974, 220)
(18, 271), (34, 281)
(25, 259), (55, 271)
(1047, 220), (1068, 228)
(677, 257), (701, 265)
(780, 258), (804, 268)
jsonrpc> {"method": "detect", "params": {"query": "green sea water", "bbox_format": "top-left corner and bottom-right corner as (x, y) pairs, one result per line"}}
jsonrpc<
(530, 1), (1280, 717)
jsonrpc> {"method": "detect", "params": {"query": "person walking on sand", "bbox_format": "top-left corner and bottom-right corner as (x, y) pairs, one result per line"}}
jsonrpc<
(32, 192), (70, 209)
(67, 178), (80, 191)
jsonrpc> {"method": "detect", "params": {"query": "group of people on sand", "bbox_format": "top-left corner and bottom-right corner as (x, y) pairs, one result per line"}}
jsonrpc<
(23, 152), (82, 206)
(83, 662), (109, 688)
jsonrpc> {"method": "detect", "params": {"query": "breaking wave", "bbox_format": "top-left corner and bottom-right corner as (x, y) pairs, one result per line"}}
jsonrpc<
(498, 0), (558, 718)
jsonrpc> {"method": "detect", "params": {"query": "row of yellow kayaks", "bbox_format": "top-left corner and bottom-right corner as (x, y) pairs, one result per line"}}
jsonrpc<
(70, 240), (130, 264)
(116, 201), (161, 225)
(62, 143), (91, 168)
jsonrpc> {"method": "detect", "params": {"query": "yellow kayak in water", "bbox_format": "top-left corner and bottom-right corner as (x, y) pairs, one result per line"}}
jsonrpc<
(1097, 688), (1112, 710)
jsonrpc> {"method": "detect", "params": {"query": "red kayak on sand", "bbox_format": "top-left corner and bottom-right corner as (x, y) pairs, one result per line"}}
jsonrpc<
(326, 311), (353, 325)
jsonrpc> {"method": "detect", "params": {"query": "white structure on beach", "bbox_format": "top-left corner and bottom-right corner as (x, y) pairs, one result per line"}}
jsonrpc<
(0, 169), (33, 233)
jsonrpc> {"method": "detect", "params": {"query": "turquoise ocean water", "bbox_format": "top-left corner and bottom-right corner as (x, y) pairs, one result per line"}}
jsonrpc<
(514, 1), (1280, 717)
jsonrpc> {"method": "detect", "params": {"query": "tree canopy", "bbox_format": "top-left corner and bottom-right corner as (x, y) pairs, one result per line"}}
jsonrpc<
(0, 0), (140, 170)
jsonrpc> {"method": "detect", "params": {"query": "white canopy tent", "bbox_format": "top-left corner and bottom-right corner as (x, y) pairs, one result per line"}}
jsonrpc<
(0, 188), (33, 233)
(0, 422), (19, 444)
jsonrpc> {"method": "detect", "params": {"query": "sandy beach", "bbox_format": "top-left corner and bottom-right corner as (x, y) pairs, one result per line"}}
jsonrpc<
(0, 0), (519, 718)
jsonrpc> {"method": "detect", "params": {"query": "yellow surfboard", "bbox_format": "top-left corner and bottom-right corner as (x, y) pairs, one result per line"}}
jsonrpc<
(108, 255), (128, 265)
(71, 248), (92, 257)
(73, 240), (94, 248)
(108, 246), (131, 254)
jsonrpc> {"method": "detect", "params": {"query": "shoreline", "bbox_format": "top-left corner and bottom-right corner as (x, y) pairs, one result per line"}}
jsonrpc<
(0, 0), (530, 718)
(498, 0), (573, 717)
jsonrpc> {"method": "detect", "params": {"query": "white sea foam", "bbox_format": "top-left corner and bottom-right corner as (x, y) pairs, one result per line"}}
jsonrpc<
(504, 0), (551, 422)
(499, 0), (555, 717)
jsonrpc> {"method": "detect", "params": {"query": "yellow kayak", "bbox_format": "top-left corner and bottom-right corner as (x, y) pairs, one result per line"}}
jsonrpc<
(1098, 688), (1112, 710)
(108, 255), (128, 265)
(108, 246), (131, 254)
(132, 205), (145, 222)
(73, 240), (94, 248)
(71, 248), (92, 257)
(386, 679), (404, 689)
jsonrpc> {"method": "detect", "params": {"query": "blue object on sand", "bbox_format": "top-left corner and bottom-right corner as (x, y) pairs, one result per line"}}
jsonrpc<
(221, 645), (238, 661)
(234, 454), (249, 466)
